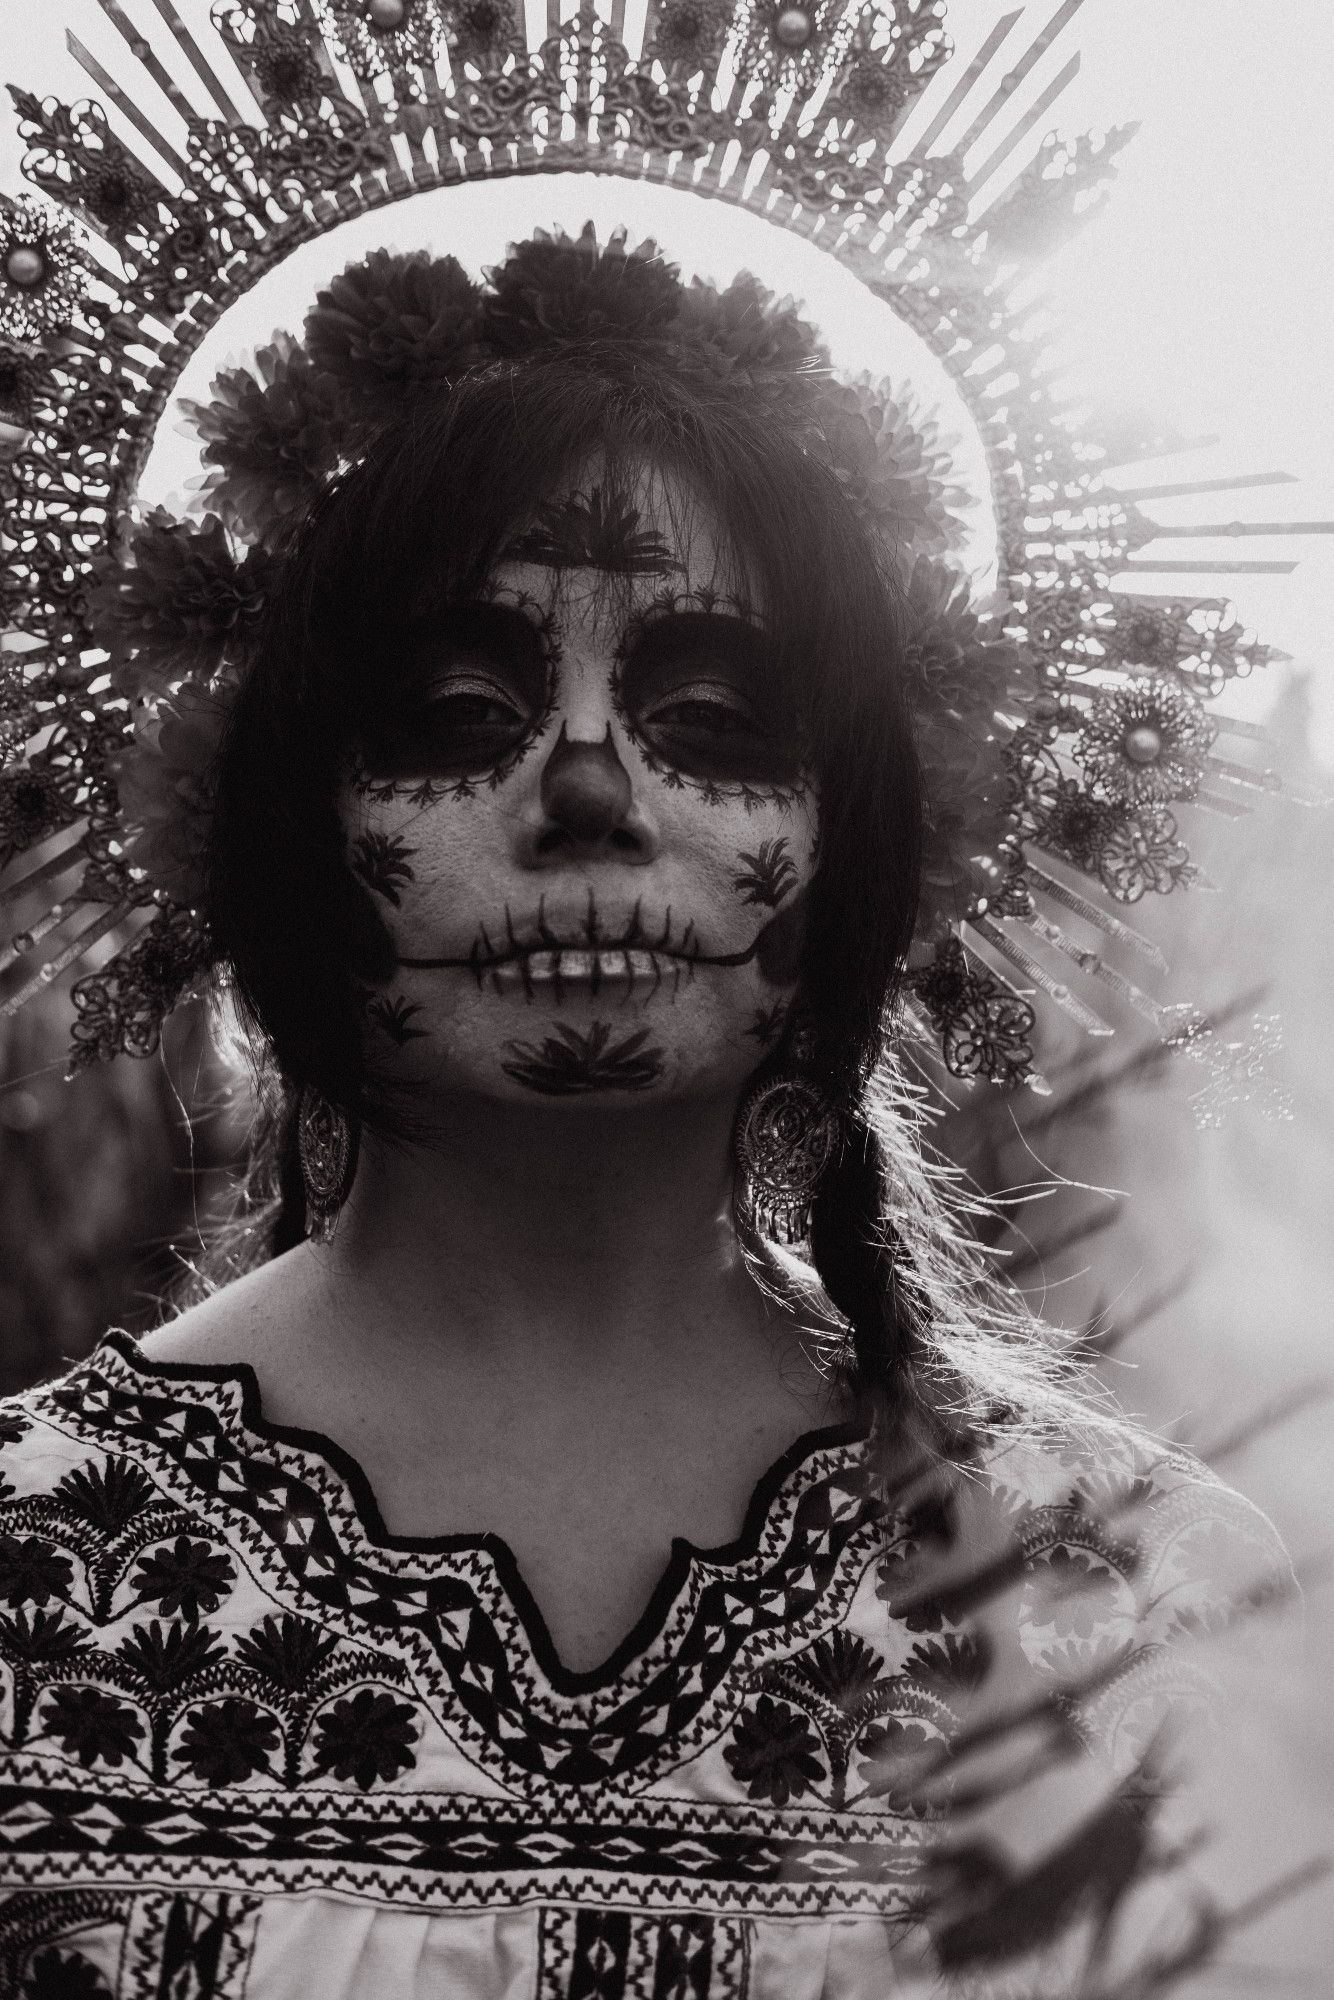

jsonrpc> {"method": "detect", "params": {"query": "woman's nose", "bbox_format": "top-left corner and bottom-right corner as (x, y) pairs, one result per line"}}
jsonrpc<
(533, 723), (652, 858)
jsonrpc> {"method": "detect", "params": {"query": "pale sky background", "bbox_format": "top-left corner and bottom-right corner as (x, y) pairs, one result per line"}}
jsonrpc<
(1, 0), (1332, 751)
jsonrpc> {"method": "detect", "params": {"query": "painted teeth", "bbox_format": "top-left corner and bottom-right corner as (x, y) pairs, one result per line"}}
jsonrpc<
(492, 949), (666, 988)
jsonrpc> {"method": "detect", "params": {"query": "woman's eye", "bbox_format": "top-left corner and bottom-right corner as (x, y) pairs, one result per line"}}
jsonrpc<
(617, 611), (803, 788)
(427, 684), (528, 733)
(646, 690), (763, 737)
(358, 605), (549, 780)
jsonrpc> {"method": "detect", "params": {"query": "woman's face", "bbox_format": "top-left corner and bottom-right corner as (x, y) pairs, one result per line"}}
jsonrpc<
(338, 465), (818, 1110)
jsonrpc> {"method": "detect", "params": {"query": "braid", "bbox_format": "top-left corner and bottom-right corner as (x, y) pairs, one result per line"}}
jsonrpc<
(809, 1113), (898, 1401)
(272, 1112), (308, 1256)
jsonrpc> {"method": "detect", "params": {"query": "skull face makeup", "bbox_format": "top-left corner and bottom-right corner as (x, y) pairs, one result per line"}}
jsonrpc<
(339, 468), (819, 1110)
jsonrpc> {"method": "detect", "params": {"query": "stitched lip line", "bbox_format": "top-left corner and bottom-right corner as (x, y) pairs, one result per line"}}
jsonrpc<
(395, 893), (765, 982)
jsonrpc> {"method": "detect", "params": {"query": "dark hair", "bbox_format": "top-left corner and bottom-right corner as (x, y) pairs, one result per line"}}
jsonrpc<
(206, 346), (931, 1405)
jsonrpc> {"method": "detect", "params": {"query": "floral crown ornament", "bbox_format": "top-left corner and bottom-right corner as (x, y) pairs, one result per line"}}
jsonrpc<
(0, 0), (1323, 1097)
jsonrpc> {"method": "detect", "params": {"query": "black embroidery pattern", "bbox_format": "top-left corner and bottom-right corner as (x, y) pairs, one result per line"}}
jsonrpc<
(536, 1906), (751, 1999)
(0, 1341), (1289, 1949)
(0, 1887), (259, 2000)
(2, 1341), (888, 1806)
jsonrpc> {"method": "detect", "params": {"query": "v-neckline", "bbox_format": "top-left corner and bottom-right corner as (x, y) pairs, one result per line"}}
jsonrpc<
(98, 1330), (880, 1696)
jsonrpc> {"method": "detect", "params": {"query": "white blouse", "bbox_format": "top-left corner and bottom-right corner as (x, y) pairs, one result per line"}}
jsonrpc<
(0, 1332), (1287, 1998)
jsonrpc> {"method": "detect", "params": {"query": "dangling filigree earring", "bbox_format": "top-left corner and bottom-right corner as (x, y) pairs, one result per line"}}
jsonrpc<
(296, 1086), (359, 1244)
(733, 1035), (839, 1245)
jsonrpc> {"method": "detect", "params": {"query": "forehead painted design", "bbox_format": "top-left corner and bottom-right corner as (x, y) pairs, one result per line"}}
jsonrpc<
(504, 484), (682, 578)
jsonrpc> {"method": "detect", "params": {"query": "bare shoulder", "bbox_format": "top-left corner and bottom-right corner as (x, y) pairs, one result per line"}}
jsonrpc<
(139, 1246), (325, 1372)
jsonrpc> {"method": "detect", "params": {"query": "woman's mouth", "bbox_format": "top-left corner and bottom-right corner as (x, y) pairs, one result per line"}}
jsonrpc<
(490, 947), (686, 999)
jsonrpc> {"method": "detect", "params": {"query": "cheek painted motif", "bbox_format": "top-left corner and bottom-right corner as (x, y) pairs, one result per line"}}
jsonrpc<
(746, 1001), (792, 1049)
(352, 830), (417, 906)
(732, 836), (800, 910)
(363, 991), (430, 1046)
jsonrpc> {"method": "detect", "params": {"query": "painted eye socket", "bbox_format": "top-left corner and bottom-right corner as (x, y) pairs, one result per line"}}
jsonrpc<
(618, 613), (801, 787)
(359, 603), (551, 780)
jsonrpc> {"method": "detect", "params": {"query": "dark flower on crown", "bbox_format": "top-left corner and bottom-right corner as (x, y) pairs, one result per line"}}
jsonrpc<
(185, 336), (341, 543)
(79, 148), (157, 238)
(1034, 781), (1124, 876)
(449, 0), (518, 62)
(817, 380), (969, 560)
(482, 224), (684, 353)
(835, 56), (908, 126)
(0, 336), (40, 418)
(0, 764), (77, 867)
(1113, 603), (1195, 673)
(111, 679), (234, 909)
(90, 512), (274, 703)
(649, 0), (735, 71)
(305, 248), (482, 412)
(902, 559), (1034, 933)
(317, 0), (446, 76)
(674, 271), (825, 400)
(1076, 672), (1215, 811)
(249, 24), (325, 105)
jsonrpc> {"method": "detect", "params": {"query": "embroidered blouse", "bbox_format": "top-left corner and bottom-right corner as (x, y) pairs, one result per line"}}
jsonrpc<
(0, 1332), (1287, 2000)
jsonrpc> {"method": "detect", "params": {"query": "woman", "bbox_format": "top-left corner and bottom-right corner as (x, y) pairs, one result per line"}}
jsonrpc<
(0, 245), (1288, 1999)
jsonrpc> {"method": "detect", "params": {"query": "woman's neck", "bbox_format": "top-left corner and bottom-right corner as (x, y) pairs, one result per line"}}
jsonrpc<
(319, 1095), (763, 1389)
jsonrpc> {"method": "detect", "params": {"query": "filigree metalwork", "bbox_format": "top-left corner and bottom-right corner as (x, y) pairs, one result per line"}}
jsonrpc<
(909, 936), (1035, 1089)
(0, 190), (90, 343)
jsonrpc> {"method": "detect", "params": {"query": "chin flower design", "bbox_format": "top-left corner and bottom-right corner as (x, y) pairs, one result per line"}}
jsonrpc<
(0, 192), (89, 343)
(1076, 673), (1215, 811)
(305, 248), (482, 412)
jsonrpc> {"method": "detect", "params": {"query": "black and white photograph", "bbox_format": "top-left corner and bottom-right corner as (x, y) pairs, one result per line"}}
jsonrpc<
(0, 0), (1329, 1993)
